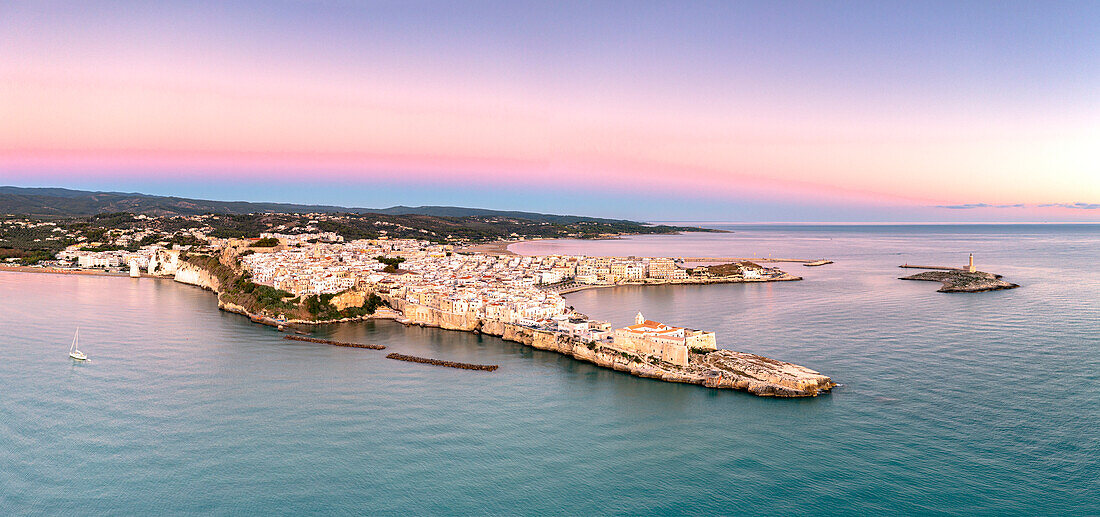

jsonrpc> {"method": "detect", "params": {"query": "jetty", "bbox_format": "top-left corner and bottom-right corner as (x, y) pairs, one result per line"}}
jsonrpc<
(283, 335), (387, 350)
(899, 264), (962, 271)
(385, 353), (499, 371)
(678, 257), (825, 264)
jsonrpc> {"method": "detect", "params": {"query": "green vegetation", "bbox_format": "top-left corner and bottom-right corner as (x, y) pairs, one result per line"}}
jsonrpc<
(0, 248), (55, 265)
(184, 253), (386, 322)
(303, 292), (386, 320)
(707, 262), (760, 277)
(374, 256), (406, 267)
(0, 206), (717, 262)
(374, 255), (406, 273)
(250, 237), (280, 247)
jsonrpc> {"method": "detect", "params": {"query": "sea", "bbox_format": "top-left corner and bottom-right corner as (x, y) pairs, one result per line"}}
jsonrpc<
(1, 224), (1098, 516)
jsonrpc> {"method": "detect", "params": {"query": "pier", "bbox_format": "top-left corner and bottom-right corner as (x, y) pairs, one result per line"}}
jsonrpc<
(899, 264), (963, 271)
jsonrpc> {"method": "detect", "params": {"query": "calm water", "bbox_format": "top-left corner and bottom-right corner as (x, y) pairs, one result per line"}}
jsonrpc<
(2, 224), (1099, 515)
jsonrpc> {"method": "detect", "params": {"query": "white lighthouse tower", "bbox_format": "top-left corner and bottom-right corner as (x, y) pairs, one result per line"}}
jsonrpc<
(966, 253), (976, 273)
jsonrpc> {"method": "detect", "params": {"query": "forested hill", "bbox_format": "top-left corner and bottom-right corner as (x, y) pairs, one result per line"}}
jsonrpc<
(0, 186), (637, 224)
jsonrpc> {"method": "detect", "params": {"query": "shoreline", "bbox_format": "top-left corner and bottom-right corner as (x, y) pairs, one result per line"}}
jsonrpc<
(455, 240), (518, 255)
(0, 265), (169, 279)
(551, 274), (802, 294)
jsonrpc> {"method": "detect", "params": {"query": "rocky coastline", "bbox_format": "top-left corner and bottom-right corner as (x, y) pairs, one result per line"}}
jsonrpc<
(386, 296), (835, 397)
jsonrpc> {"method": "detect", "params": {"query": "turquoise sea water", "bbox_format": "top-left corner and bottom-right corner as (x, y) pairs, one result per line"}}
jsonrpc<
(2, 224), (1098, 515)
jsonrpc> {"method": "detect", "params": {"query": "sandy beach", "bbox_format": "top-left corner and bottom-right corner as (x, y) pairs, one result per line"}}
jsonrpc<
(0, 265), (164, 279)
(456, 240), (518, 255)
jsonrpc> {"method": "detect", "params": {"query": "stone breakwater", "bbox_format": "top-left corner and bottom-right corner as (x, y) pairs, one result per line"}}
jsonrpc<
(385, 353), (499, 371)
(554, 273), (802, 294)
(386, 296), (835, 397)
(900, 270), (1020, 293)
(283, 335), (386, 350)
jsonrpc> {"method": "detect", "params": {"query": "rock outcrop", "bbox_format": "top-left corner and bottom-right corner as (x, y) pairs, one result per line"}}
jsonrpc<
(330, 289), (368, 311)
(172, 260), (220, 291)
(900, 270), (1019, 293)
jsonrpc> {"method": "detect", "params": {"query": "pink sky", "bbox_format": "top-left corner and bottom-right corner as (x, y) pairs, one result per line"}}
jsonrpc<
(2, 2), (1098, 220)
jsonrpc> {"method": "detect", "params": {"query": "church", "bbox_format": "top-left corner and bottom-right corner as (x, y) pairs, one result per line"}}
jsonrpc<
(611, 312), (717, 366)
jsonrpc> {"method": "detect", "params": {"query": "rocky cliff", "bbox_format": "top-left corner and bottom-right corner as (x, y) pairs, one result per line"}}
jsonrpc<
(390, 298), (835, 397)
(172, 260), (221, 291)
(330, 289), (368, 311)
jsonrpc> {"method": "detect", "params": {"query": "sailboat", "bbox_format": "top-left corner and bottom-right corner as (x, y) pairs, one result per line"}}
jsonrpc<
(69, 328), (87, 361)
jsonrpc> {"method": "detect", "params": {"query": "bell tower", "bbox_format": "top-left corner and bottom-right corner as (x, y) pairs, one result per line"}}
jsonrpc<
(635, 311), (645, 325)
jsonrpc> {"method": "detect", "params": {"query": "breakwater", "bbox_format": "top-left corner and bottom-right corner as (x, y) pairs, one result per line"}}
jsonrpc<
(552, 273), (802, 294)
(385, 353), (499, 371)
(283, 335), (386, 350)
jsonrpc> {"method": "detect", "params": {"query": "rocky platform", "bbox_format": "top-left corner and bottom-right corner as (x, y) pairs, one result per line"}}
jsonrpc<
(385, 296), (836, 397)
(900, 270), (1019, 293)
(491, 323), (836, 397)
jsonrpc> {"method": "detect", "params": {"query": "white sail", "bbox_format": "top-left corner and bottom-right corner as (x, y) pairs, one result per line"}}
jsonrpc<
(68, 328), (86, 360)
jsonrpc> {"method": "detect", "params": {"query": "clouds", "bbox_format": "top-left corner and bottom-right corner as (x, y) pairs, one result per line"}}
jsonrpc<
(1039, 203), (1100, 210)
(938, 203), (1026, 209)
(937, 202), (1099, 210)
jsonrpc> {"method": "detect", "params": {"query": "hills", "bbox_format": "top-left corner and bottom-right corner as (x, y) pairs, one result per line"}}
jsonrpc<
(0, 186), (638, 225)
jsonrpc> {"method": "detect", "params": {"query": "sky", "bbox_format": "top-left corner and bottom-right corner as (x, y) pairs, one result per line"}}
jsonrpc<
(1, 1), (1098, 221)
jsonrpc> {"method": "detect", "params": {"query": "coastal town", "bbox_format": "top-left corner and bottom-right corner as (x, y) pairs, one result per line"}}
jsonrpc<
(2, 218), (834, 395)
(44, 230), (791, 360)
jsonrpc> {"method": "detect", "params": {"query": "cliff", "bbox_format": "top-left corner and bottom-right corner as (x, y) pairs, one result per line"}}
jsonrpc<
(390, 297), (835, 397)
(172, 260), (221, 291)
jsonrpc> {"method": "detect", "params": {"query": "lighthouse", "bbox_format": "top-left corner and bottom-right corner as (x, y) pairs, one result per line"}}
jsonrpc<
(966, 253), (976, 273)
